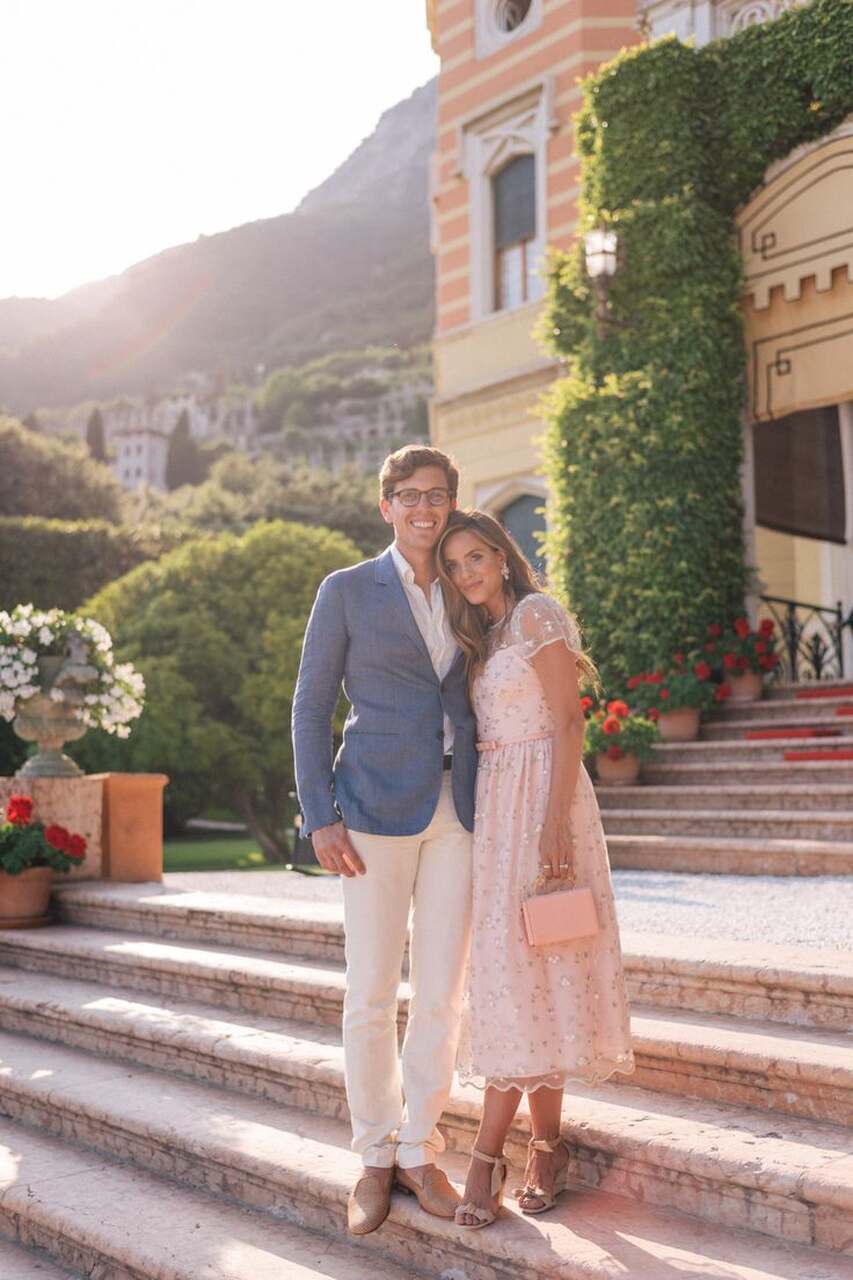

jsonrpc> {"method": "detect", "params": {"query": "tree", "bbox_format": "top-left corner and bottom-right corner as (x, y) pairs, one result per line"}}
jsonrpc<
(0, 416), (123, 523)
(76, 520), (361, 854)
(86, 407), (106, 461)
(21, 412), (41, 432)
(165, 410), (204, 489)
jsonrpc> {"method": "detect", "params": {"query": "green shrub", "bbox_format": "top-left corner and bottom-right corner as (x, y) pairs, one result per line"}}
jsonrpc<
(0, 417), (123, 523)
(0, 517), (156, 612)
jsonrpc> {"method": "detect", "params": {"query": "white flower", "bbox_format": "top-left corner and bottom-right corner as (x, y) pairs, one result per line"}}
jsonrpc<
(38, 627), (53, 645)
(21, 648), (37, 663)
(49, 688), (66, 703)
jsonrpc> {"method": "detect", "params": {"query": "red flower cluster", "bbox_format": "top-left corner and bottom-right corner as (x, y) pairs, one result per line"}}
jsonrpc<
(707, 623), (722, 638)
(606, 744), (624, 761)
(44, 825), (86, 859)
(733, 617), (751, 639)
(647, 707), (660, 721)
(580, 695), (595, 714)
(6, 795), (33, 826)
(602, 715), (622, 735)
(714, 683), (732, 703)
(606, 699), (629, 719)
(693, 661), (712, 680)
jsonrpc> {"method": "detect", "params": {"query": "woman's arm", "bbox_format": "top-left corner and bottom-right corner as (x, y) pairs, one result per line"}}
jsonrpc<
(530, 640), (585, 878)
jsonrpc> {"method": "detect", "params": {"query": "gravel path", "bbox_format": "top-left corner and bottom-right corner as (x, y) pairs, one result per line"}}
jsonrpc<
(164, 867), (853, 952)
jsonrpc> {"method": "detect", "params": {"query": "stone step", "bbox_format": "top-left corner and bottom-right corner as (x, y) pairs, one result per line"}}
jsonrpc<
(651, 737), (853, 764)
(2, 942), (852, 1125)
(701, 716), (853, 741)
(0, 1238), (76, 1280)
(602, 808), (853, 843)
(53, 886), (853, 1029)
(3, 1026), (853, 1262)
(607, 832), (853, 875)
(0, 1116), (428, 1280)
(770, 681), (853, 701)
(643, 759), (853, 786)
(596, 783), (853, 812)
(714, 695), (853, 722)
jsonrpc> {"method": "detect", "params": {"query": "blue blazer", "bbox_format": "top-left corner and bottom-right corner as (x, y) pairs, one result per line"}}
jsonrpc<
(292, 546), (477, 837)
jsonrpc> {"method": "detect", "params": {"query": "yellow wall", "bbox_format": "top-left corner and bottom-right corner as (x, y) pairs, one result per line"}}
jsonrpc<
(754, 527), (826, 607)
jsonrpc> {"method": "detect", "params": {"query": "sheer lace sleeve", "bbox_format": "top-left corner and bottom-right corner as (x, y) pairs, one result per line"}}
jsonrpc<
(511, 593), (582, 663)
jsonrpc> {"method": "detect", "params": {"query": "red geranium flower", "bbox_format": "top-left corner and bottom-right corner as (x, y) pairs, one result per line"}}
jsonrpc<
(602, 715), (622, 735)
(44, 825), (70, 852)
(707, 623), (722, 638)
(693, 661), (712, 681)
(606, 744), (624, 761)
(580, 695), (594, 713)
(626, 675), (642, 690)
(647, 707), (660, 721)
(704, 641), (718, 653)
(673, 652), (686, 665)
(755, 641), (766, 654)
(6, 795), (33, 826)
(606, 699), (629, 719)
(759, 618), (775, 637)
(733, 617), (751, 639)
(659, 688), (670, 699)
(723, 653), (738, 669)
(646, 672), (663, 685)
(759, 654), (774, 670)
(736, 655), (750, 670)
(714, 683), (732, 702)
(66, 834), (87, 860)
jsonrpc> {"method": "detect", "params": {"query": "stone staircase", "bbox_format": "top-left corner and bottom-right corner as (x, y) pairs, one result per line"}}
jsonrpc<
(0, 882), (852, 1278)
(599, 679), (853, 874)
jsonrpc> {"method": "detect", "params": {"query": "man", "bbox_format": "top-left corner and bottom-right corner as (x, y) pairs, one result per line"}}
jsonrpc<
(292, 445), (476, 1236)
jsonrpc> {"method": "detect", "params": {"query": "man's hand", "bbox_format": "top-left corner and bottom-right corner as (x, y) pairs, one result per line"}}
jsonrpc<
(311, 821), (366, 878)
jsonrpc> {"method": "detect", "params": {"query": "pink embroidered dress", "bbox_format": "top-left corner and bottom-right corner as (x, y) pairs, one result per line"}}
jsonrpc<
(456, 592), (635, 1093)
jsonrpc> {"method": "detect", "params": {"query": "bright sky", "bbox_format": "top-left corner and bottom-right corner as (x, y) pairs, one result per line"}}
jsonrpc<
(0, 1), (439, 300)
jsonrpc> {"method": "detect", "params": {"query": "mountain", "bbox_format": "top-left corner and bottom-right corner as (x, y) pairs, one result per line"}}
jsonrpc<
(0, 80), (437, 415)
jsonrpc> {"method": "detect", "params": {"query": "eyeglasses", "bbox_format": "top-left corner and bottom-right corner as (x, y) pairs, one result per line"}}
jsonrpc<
(390, 487), (452, 507)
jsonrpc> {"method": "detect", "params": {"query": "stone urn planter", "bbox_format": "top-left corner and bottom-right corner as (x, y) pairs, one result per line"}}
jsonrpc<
(595, 751), (641, 786)
(657, 706), (701, 742)
(0, 866), (53, 928)
(728, 671), (764, 703)
(13, 656), (86, 778)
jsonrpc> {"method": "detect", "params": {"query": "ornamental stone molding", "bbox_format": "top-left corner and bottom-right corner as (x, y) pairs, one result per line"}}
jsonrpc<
(638, 0), (806, 44)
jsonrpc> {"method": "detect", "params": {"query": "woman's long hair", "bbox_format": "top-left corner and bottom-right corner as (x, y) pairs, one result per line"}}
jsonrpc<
(436, 509), (598, 688)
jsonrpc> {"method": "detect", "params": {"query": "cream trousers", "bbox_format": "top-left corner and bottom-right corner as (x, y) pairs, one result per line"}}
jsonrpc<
(342, 773), (472, 1169)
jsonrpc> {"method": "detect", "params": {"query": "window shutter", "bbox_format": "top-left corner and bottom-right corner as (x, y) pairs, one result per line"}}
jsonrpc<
(754, 405), (846, 544)
(493, 154), (535, 251)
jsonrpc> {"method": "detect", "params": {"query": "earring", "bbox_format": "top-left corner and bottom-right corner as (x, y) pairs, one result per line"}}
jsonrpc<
(501, 563), (510, 581)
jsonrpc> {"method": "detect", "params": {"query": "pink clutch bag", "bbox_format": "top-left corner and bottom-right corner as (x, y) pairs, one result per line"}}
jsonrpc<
(522, 872), (600, 947)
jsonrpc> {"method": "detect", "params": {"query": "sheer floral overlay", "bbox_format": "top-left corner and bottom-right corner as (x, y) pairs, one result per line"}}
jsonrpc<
(456, 593), (635, 1094)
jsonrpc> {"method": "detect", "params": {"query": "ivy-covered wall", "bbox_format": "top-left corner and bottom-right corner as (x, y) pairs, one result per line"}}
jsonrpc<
(543, 0), (853, 685)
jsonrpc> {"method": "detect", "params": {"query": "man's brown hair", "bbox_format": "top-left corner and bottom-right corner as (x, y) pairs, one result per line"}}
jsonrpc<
(379, 445), (459, 502)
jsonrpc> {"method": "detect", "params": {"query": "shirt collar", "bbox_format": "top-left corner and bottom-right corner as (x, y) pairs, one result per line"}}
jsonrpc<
(390, 541), (438, 589)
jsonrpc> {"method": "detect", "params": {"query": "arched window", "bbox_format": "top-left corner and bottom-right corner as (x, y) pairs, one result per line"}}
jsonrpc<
(499, 493), (546, 571)
(493, 154), (536, 311)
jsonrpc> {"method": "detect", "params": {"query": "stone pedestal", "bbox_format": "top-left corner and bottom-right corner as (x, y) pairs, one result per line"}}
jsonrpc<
(0, 772), (168, 883)
(0, 776), (103, 880)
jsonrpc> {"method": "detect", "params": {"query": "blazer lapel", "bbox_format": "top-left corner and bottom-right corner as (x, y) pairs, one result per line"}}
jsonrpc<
(374, 547), (438, 677)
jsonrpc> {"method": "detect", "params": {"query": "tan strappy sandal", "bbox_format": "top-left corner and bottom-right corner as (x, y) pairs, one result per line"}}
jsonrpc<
(454, 1148), (508, 1230)
(517, 1136), (571, 1215)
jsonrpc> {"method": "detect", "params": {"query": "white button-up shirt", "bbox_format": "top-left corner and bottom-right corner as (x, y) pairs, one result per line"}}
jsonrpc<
(390, 542), (457, 753)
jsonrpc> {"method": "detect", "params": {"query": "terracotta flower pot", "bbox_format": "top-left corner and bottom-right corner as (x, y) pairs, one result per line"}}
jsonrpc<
(728, 671), (764, 703)
(595, 751), (641, 786)
(657, 706), (701, 742)
(0, 866), (53, 929)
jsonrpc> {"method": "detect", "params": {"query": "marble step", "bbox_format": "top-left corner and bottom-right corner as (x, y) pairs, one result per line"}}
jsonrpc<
(606, 832), (853, 875)
(52, 887), (853, 1029)
(0, 1117), (428, 1280)
(2, 1028), (853, 1262)
(0, 1238), (77, 1280)
(2, 950), (852, 1126)
(601, 808), (853, 843)
(643, 759), (853, 786)
(701, 716), (853, 740)
(770, 681), (853, 701)
(714, 695), (853, 722)
(596, 783), (853, 812)
(650, 737), (853, 764)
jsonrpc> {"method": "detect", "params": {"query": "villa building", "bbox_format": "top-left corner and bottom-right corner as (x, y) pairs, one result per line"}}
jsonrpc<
(426, 0), (853, 671)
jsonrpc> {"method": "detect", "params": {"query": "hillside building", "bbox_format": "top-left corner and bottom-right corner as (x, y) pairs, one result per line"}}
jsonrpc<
(112, 425), (170, 492)
(426, 0), (853, 673)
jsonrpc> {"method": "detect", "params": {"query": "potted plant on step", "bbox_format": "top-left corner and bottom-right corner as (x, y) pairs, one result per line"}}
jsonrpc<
(0, 794), (87, 928)
(624, 655), (723, 741)
(702, 617), (779, 703)
(583, 699), (659, 785)
(0, 604), (145, 776)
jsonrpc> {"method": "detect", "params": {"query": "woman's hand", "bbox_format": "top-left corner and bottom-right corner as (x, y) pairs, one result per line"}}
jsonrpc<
(539, 809), (574, 880)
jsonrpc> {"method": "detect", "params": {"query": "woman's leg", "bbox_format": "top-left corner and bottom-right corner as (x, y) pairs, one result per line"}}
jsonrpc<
(457, 1085), (521, 1225)
(519, 1085), (568, 1211)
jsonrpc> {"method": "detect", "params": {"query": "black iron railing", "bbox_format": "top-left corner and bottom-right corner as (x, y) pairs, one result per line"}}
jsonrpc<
(759, 594), (853, 683)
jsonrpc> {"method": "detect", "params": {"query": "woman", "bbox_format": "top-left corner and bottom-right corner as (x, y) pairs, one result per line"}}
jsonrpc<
(437, 510), (634, 1229)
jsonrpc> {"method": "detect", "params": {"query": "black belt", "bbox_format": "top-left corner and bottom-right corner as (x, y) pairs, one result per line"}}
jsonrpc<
(443, 754), (453, 770)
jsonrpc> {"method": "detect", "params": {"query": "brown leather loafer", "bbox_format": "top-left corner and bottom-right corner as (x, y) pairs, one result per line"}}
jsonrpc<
(395, 1165), (461, 1219)
(347, 1166), (395, 1236)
